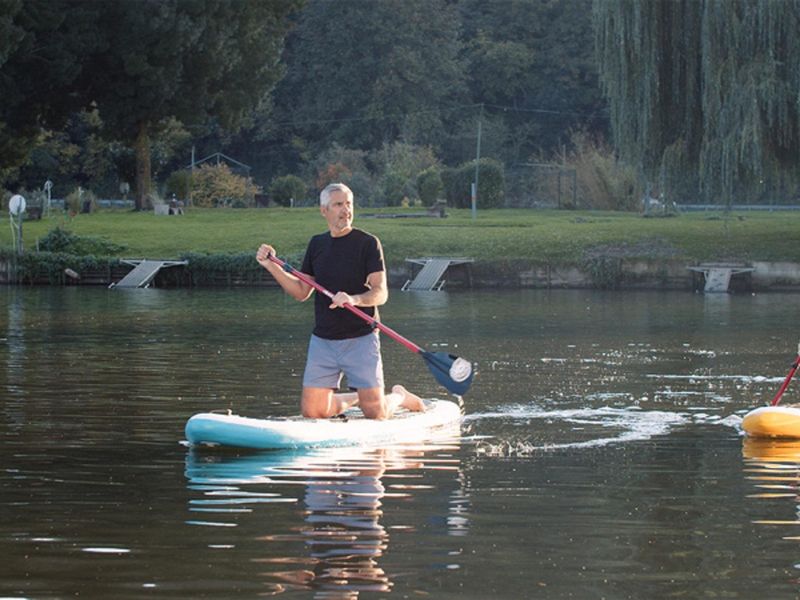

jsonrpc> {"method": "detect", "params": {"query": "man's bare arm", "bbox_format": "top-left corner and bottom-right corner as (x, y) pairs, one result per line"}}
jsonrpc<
(256, 244), (313, 301)
(329, 270), (387, 309)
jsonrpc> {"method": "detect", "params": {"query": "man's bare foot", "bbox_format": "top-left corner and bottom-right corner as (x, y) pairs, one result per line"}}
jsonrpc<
(392, 384), (426, 412)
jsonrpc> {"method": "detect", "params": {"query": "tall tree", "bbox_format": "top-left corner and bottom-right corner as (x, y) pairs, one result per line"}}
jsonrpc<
(205, 0), (609, 185)
(0, 0), (97, 180)
(594, 0), (800, 203)
(275, 0), (466, 155)
(458, 0), (607, 163)
(76, 0), (300, 209)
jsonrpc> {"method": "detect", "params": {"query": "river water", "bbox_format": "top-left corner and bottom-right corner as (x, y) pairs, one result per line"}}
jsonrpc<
(2, 286), (800, 599)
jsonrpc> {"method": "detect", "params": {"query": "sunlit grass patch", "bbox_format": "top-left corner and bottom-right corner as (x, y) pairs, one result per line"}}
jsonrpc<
(2, 207), (800, 265)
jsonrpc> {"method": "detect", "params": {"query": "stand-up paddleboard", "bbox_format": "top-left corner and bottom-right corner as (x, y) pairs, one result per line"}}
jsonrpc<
(185, 399), (462, 450)
(742, 345), (800, 439)
(742, 405), (800, 439)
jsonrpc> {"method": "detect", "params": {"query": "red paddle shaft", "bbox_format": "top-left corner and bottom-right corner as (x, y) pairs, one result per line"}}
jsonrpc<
(267, 254), (423, 354)
(771, 348), (800, 406)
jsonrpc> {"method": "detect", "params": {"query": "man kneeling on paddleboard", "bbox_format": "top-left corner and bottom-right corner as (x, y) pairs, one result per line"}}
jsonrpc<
(256, 182), (426, 420)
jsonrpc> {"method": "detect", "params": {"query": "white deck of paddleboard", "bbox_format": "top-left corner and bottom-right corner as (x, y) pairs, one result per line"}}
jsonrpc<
(185, 399), (463, 449)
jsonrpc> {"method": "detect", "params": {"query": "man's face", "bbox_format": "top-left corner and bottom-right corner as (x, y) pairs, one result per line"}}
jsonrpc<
(321, 190), (353, 236)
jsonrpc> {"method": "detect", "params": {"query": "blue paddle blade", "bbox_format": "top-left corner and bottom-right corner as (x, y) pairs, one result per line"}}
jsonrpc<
(421, 351), (474, 396)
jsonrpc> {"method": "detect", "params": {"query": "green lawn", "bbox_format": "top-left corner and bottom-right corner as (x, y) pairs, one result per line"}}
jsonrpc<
(3, 206), (800, 266)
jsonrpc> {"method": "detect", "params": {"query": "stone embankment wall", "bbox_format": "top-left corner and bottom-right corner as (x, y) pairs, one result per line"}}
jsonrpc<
(395, 259), (800, 291)
(4, 257), (800, 291)
(750, 262), (800, 290)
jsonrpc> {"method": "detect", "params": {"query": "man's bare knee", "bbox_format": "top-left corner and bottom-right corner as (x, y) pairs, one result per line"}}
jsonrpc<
(302, 388), (335, 418)
(357, 387), (389, 420)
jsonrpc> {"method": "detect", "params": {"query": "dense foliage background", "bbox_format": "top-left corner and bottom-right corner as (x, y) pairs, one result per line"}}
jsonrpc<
(2, 0), (799, 210)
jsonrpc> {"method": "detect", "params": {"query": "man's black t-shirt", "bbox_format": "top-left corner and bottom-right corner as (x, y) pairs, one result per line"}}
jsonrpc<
(300, 228), (385, 340)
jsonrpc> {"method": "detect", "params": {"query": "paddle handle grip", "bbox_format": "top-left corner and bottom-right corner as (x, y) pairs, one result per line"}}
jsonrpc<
(267, 254), (424, 354)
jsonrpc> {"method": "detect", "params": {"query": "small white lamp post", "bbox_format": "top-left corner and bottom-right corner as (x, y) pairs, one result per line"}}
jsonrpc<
(43, 180), (53, 216)
(9, 194), (26, 255)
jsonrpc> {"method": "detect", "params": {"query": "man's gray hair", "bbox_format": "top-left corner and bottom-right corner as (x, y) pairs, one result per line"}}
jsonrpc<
(320, 183), (353, 207)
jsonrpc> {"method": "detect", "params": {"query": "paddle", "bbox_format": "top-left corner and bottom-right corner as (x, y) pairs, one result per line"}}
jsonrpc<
(266, 254), (474, 395)
(771, 343), (800, 406)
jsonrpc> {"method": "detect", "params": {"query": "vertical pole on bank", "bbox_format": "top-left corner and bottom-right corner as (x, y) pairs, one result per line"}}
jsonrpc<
(472, 103), (483, 221)
(471, 183), (476, 220)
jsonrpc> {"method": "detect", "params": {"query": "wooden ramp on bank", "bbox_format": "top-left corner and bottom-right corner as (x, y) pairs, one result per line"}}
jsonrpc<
(402, 257), (473, 291)
(111, 259), (188, 289)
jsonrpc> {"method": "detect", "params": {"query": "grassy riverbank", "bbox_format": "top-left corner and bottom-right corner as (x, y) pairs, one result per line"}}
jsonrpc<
(3, 207), (800, 266)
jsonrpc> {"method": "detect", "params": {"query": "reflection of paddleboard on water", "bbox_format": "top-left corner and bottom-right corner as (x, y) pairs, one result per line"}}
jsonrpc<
(185, 399), (463, 450)
(184, 432), (465, 518)
(184, 430), (463, 481)
(742, 436), (800, 463)
(184, 435), (467, 596)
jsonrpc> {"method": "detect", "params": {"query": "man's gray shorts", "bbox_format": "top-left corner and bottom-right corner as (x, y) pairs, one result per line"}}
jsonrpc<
(303, 332), (384, 390)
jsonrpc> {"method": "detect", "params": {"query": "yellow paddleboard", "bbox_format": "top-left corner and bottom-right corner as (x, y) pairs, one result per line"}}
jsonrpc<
(742, 405), (800, 439)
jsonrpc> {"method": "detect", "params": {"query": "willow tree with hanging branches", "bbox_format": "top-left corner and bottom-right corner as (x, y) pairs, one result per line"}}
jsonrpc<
(593, 0), (800, 205)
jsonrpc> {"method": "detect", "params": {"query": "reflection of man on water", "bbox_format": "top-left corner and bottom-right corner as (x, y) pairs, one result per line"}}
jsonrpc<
(304, 460), (390, 594)
(186, 440), (468, 597)
(268, 453), (392, 597)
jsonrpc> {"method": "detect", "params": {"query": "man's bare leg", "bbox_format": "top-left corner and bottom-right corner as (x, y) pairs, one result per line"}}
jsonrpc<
(304, 386), (426, 420)
(302, 387), (359, 418)
(357, 385), (427, 420)
(357, 387), (391, 420)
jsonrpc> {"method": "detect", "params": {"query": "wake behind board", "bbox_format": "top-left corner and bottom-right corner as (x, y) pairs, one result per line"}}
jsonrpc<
(185, 399), (462, 450)
(742, 405), (800, 439)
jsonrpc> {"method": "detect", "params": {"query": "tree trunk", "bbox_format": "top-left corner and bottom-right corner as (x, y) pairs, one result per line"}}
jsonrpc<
(134, 122), (151, 211)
